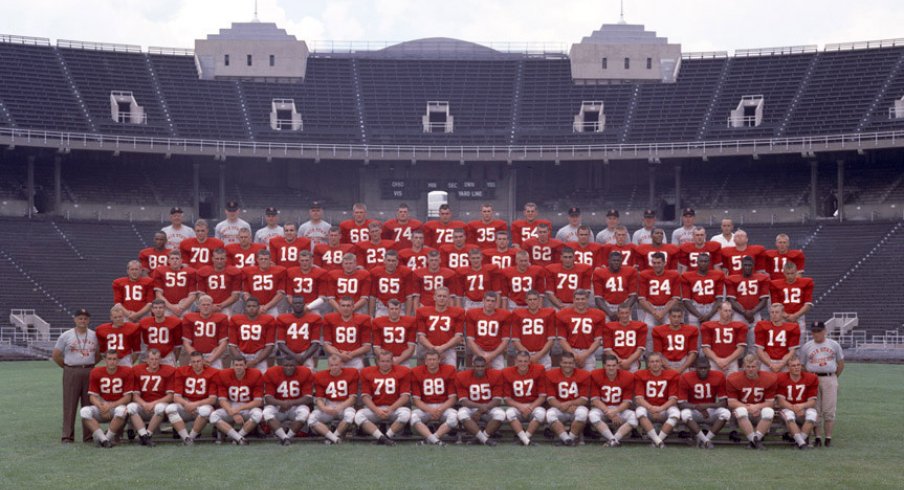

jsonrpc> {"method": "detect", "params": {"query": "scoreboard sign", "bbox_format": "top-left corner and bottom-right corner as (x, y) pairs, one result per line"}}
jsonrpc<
(381, 180), (496, 200)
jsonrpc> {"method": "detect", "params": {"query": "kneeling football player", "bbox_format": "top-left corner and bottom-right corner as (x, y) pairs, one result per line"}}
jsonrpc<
(262, 356), (314, 445)
(82, 350), (133, 447)
(211, 357), (264, 445)
(356, 350), (413, 445)
(456, 356), (506, 446)
(677, 357), (730, 449)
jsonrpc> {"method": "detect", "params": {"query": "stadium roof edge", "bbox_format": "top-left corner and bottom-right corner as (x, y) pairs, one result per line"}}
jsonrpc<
(57, 39), (142, 53)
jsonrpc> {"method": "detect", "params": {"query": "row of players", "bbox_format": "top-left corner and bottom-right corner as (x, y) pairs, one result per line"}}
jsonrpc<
(162, 201), (749, 253)
(82, 346), (819, 450)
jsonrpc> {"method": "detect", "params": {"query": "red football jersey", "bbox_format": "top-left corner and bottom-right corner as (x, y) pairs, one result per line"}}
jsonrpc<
(413, 267), (459, 306)
(269, 236), (313, 268)
(382, 218), (424, 250)
(276, 312), (323, 354)
(339, 219), (374, 245)
(638, 269), (681, 306)
(501, 364), (547, 403)
(456, 369), (503, 403)
(416, 306), (465, 347)
(556, 308), (606, 349)
(411, 364), (458, 404)
(356, 239), (398, 267)
(725, 273), (771, 310)
(633, 368), (680, 406)
(678, 370), (726, 404)
(228, 314), (277, 355)
(700, 320), (748, 358)
(521, 238), (564, 267)
(96, 322), (141, 359)
(326, 269), (371, 303)
(769, 277), (814, 315)
(439, 243), (473, 270)
(775, 372), (818, 404)
(196, 265), (242, 304)
(545, 263), (593, 303)
(423, 220), (468, 248)
(652, 324), (699, 362)
(398, 246), (435, 271)
(313, 368), (359, 402)
(372, 315), (418, 356)
(312, 243), (358, 271)
(465, 308), (511, 351)
(131, 363), (176, 402)
(285, 266), (328, 304)
(511, 219), (552, 247)
(498, 265), (547, 306)
(361, 365), (412, 406)
(754, 321), (801, 360)
(174, 365), (220, 402)
(217, 368), (264, 403)
(369, 265), (414, 304)
(602, 320), (648, 360)
(467, 220), (508, 249)
(180, 237), (225, 269)
(88, 366), (134, 402)
(455, 264), (500, 302)
(720, 245), (766, 275)
(152, 265), (198, 304)
(678, 242), (722, 272)
(545, 368), (591, 402)
(509, 307), (558, 352)
(138, 247), (168, 272)
(727, 371), (777, 404)
(263, 365), (314, 401)
(224, 243), (266, 268)
(567, 242), (606, 269)
(680, 270), (725, 304)
(763, 249), (806, 280)
(592, 266), (639, 305)
(635, 243), (680, 271)
(589, 369), (635, 405)
(482, 248), (518, 270)
(608, 243), (640, 269)
(181, 312), (228, 354)
(138, 316), (183, 358)
(322, 313), (372, 352)
(243, 265), (286, 305)
(113, 276), (154, 312)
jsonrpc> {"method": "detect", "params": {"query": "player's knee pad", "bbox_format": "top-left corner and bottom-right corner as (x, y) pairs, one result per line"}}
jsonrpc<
(249, 408), (263, 423)
(574, 406), (589, 422)
(545, 408), (561, 424)
(165, 403), (182, 422)
(209, 409), (225, 424)
(197, 405), (213, 419)
(263, 405), (278, 422)
(733, 407), (749, 420)
(354, 409), (370, 426)
(153, 403), (167, 417)
(342, 407), (356, 424)
(294, 406), (311, 423)
(588, 408), (603, 425)
(531, 407), (547, 423)
(444, 410), (458, 429)
(79, 406), (95, 420)
(624, 410), (639, 427)
(456, 407), (472, 422)
(634, 406), (649, 420)
(760, 407), (774, 421)
(126, 402), (140, 416)
(680, 408), (694, 423)
(805, 408), (818, 423)
(113, 405), (128, 419)
(504, 408), (519, 423)
(781, 409), (796, 422)
(410, 410), (423, 426)
(396, 407), (412, 424)
(665, 407), (680, 426)
(715, 407), (731, 421)
(490, 407), (506, 422)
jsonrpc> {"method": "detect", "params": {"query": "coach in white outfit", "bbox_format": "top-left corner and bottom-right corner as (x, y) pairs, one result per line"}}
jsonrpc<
(799, 321), (843, 448)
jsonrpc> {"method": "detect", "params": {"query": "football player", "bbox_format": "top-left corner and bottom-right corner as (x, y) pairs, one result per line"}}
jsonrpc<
(544, 352), (591, 446)
(368, 250), (414, 317)
(763, 233), (805, 280)
(725, 255), (770, 348)
(166, 351), (219, 445)
(482, 229), (518, 269)
(276, 296), (322, 369)
(701, 302), (748, 373)
(139, 231), (169, 273)
(382, 202), (423, 250)
(398, 228), (435, 271)
(210, 357), (263, 445)
(456, 356), (505, 446)
(633, 352), (680, 448)
(423, 204), (467, 248)
(755, 303), (801, 372)
(456, 247), (500, 310)
(372, 299), (418, 365)
(412, 251), (458, 310)
(680, 252), (724, 327)
(179, 219), (225, 270)
(138, 299), (183, 365)
(224, 228), (265, 268)
(636, 228), (679, 271)
(502, 351), (548, 446)
(325, 253), (371, 313)
(769, 261), (813, 329)
(309, 354), (359, 444)
(521, 223), (564, 268)
(95, 305), (141, 367)
(285, 249), (328, 315)
(556, 289), (606, 371)
(467, 203), (508, 250)
(127, 348), (175, 446)
(465, 292), (511, 369)
(678, 227), (722, 273)
(339, 202), (372, 245)
(511, 202), (552, 247)
(602, 304), (647, 372)
(262, 356), (314, 445)
(312, 227), (357, 271)
(544, 246), (592, 310)
(776, 357), (818, 450)
(592, 250), (638, 321)
(509, 290), (558, 368)
(228, 297), (276, 370)
(152, 249), (198, 317)
(81, 350), (132, 447)
(269, 222), (312, 268)
(499, 250), (547, 309)
(242, 249), (286, 316)
(356, 221), (396, 268)
(637, 252), (681, 344)
(196, 248), (242, 316)
(677, 357), (730, 449)
(588, 354), (637, 447)
(727, 354), (777, 450)
(322, 296), (372, 369)
(416, 287), (465, 366)
(356, 350), (412, 445)
(652, 307), (699, 372)
(112, 260), (154, 321)
(438, 227), (472, 270)
(181, 294), (229, 368)
(410, 350), (459, 446)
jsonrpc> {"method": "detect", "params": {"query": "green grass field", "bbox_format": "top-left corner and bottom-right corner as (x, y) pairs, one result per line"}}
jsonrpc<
(1, 361), (902, 489)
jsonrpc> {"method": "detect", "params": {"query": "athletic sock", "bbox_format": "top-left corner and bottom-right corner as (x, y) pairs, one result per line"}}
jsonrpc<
(646, 430), (662, 445)
(226, 429), (243, 442)
(597, 425), (615, 440)
(518, 431), (531, 445)
(476, 431), (489, 443)
(386, 428), (395, 439)
(93, 429), (108, 443)
(138, 428), (150, 437)
(105, 429), (115, 441)
(657, 430), (669, 441)
(285, 430), (295, 439)
(746, 432), (756, 442)
(793, 433), (807, 446)
(754, 431), (763, 440)
(324, 431), (339, 443)
(696, 432), (708, 443)
(188, 430), (199, 439)
(372, 429), (384, 440)
(275, 428), (288, 440)
(558, 432), (571, 442)
(427, 434), (439, 444)
(177, 429), (190, 439)
(237, 429), (247, 437)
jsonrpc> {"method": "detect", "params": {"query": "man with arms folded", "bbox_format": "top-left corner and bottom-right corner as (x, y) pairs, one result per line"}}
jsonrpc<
(410, 350), (459, 446)
(309, 354), (359, 445)
(456, 356), (505, 446)
(262, 356), (314, 445)
(113, 260), (154, 321)
(680, 252), (724, 327)
(593, 250), (638, 321)
(509, 290), (557, 369)
(127, 348), (174, 446)
(166, 350), (219, 445)
(196, 248), (242, 317)
(727, 354), (777, 450)
(81, 350), (132, 448)
(138, 300), (182, 366)
(502, 351), (548, 446)
(372, 299), (418, 366)
(322, 296), (372, 370)
(652, 307), (699, 373)
(700, 302), (748, 374)
(544, 246), (592, 310)
(356, 350), (412, 446)
(678, 357), (730, 449)
(228, 297), (276, 371)
(182, 294), (229, 368)
(544, 352), (591, 446)
(799, 320), (844, 448)
(152, 249), (198, 317)
(588, 354), (637, 447)
(211, 357), (263, 445)
(633, 352), (680, 448)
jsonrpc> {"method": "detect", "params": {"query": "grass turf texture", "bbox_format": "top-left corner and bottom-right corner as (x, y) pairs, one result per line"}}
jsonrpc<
(0, 361), (902, 489)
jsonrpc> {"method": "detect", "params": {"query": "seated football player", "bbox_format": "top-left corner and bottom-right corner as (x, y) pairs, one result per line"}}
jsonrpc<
(634, 352), (681, 448)
(81, 350), (133, 448)
(410, 350), (459, 446)
(678, 357), (730, 449)
(262, 356), (314, 446)
(502, 351), (548, 446)
(775, 357), (818, 450)
(127, 348), (175, 446)
(166, 351), (219, 445)
(544, 352), (591, 446)
(456, 356), (505, 446)
(355, 350), (412, 446)
(309, 355), (359, 445)
(210, 357), (264, 446)
(588, 355), (637, 447)
(727, 354), (778, 450)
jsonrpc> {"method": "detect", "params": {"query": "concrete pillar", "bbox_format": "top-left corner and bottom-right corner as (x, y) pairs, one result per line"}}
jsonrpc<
(192, 162), (200, 220)
(674, 164), (682, 217)
(810, 159), (818, 218)
(219, 163), (226, 213)
(54, 155), (62, 214)
(837, 160), (845, 222)
(603, 162), (611, 194)
(648, 164), (656, 210)
(26, 155), (35, 218)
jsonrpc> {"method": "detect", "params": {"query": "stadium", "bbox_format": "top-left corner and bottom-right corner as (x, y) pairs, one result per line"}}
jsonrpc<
(0, 1), (902, 488)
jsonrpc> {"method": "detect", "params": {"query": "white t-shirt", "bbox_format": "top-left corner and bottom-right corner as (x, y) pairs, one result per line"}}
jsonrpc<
(595, 227), (622, 245)
(711, 233), (736, 247)
(161, 224), (196, 250)
(254, 225), (285, 245)
(298, 220), (332, 246)
(555, 224), (588, 243)
(632, 227), (661, 245)
(671, 226), (696, 246)
(215, 218), (251, 246)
